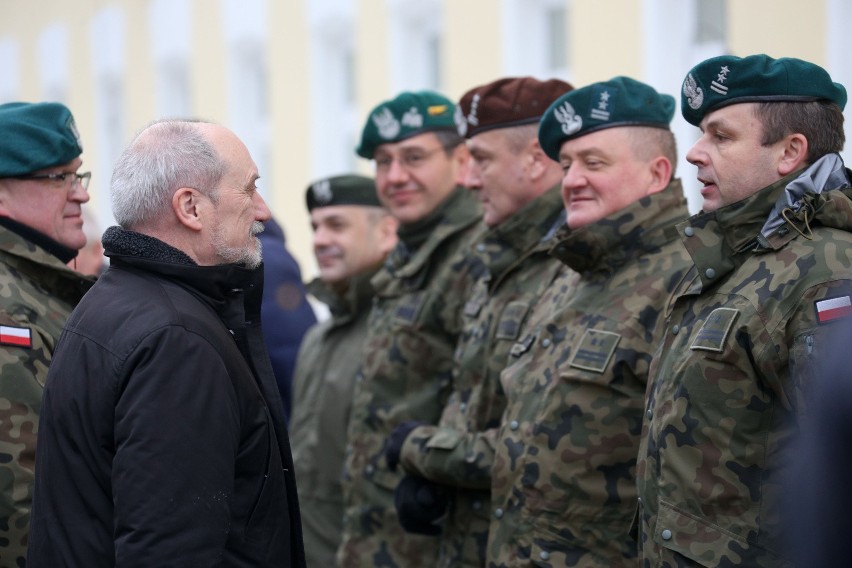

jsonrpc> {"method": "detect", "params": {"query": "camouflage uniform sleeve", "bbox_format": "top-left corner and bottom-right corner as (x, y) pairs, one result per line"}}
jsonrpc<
(397, 423), (497, 490)
(787, 280), (852, 416)
(0, 316), (52, 566)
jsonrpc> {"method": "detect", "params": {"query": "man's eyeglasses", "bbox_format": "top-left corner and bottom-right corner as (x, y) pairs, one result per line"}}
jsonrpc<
(10, 171), (91, 191)
(374, 146), (449, 172)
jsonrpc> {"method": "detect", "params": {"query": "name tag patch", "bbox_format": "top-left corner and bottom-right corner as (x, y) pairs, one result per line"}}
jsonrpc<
(464, 284), (488, 318)
(569, 329), (620, 373)
(496, 301), (531, 341)
(691, 307), (739, 352)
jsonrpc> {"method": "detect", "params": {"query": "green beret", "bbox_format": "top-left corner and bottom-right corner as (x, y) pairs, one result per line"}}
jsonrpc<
(356, 91), (457, 158)
(305, 174), (381, 211)
(455, 76), (574, 138)
(681, 54), (848, 126)
(0, 101), (83, 177)
(538, 76), (675, 161)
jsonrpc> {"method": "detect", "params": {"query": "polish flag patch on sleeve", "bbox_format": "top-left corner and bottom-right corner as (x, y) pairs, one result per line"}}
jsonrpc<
(815, 295), (852, 324)
(0, 325), (32, 348)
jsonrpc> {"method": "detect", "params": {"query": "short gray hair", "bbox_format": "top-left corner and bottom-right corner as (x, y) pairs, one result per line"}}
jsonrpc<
(111, 119), (226, 229)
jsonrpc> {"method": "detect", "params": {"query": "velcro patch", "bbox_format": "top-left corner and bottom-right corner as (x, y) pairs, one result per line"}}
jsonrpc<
(464, 285), (488, 318)
(496, 301), (531, 341)
(394, 292), (426, 324)
(0, 325), (32, 348)
(815, 295), (852, 324)
(569, 329), (620, 373)
(691, 307), (738, 352)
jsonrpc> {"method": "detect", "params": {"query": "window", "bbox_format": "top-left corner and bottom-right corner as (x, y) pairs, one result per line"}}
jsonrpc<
(502, 0), (572, 80)
(0, 39), (19, 103)
(309, 0), (359, 177)
(694, 0), (726, 45)
(642, 0), (728, 213)
(91, 6), (126, 227)
(38, 24), (68, 103)
(827, 0), (852, 166)
(387, 0), (443, 92)
(220, 0), (271, 197)
(149, 0), (192, 117)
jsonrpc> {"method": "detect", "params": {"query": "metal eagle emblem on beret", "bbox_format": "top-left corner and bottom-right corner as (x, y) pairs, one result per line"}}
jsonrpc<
(311, 179), (333, 204)
(554, 101), (582, 135)
(373, 107), (401, 139)
(683, 73), (704, 110)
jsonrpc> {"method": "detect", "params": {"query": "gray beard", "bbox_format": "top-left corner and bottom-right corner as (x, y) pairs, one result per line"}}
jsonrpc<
(212, 220), (264, 269)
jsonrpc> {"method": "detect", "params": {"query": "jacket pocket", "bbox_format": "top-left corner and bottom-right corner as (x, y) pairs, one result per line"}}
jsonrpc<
(653, 501), (788, 567)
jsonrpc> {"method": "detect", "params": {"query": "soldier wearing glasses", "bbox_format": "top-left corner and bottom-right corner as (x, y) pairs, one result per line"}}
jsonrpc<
(0, 101), (94, 565)
(339, 91), (483, 567)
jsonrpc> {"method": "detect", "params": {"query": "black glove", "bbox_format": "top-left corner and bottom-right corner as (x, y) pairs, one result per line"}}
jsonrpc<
(394, 475), (449, 535)
(384, 420), (423, 472)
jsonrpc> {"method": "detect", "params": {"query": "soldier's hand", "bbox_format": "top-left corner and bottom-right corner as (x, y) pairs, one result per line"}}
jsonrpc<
(384, 420), (422, 471)
(394, 474), (449, 535)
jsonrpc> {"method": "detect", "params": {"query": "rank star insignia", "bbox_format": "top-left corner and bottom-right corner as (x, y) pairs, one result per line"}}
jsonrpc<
(591, 88), (611, 121)
(711, 65), (730, 95)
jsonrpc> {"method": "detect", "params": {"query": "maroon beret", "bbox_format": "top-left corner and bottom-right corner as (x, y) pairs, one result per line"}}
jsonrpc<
(454, 76), (574, 138)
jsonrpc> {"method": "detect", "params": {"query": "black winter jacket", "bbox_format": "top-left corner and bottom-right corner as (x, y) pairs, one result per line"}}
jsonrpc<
(28, 227), (306, 568)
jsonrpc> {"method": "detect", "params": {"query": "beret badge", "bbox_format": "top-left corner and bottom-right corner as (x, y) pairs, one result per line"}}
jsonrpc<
(311, 180), (333, 205)
(554, 101), (582, 136)
(683, 73), (705, 110)
(680, 54), (847, 125)
(373, 107), (401, 140)
(401, 107), (423, 129)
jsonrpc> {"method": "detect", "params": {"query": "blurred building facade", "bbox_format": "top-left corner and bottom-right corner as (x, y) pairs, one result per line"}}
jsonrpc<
(1, 0), (851, 273)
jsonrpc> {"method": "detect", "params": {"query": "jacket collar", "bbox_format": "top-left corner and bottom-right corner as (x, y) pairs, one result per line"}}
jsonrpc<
(307, 267), (379, 323)
(472, 184), (565, 283)
(380, 186), (481, 283)
(681, 155), (852, 290)
(550, 178), (688, 274)
(0, 216), (78, 263)
(102, 226), (263, 309)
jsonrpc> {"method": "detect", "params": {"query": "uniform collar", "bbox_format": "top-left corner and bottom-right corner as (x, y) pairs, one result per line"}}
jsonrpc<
(550, 178), (688, 274)
(469, 184), (564, 287)
(679, 156), (852, 290)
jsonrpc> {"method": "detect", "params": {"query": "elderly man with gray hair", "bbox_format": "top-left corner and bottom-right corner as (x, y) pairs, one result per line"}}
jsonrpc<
(28, 119), (306, 567)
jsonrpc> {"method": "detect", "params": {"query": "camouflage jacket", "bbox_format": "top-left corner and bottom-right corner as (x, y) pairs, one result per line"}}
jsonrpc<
(339, 188), (483, 568)
(637, 159), (852, 567)
(291, 270), (379, 568)
(488, 181), (692, 568)
(397, 186), (567, 567)
(0, 223), (93, 565)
